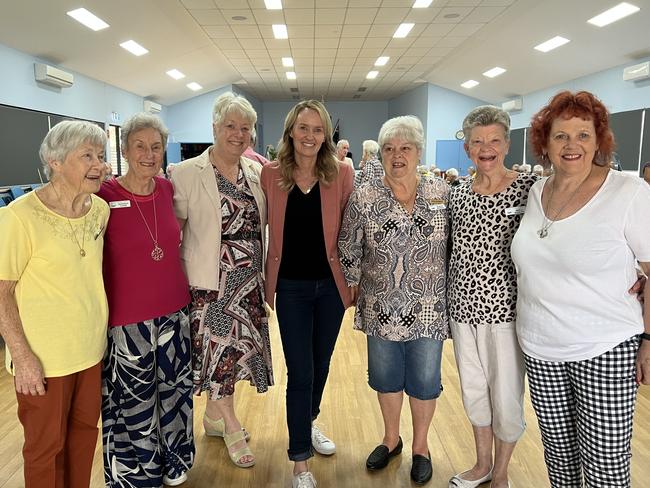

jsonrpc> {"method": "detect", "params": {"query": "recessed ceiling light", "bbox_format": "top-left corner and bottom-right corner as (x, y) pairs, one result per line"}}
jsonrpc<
(534, 36), (570, 53)
(166, 69), (185, 80)
(393, 23), (414, 38)
(231, 16), (247, 21)
(187, 82), (202, 91)
(461, 79), (479, 89)
(482, 67), (506, 78)
(587, 2), (640, 27)
(264, 0), (283, 9)
(367, 71), (379, 79)
(444, 13), (460, 19)
(273, 24), (288, 39)
(120, 40), (148, 56)
(66, 8), (109, 31)
(413, 0), (433, 7)
(286, 71), (297, 80)
(375, 56), (390, 66)
(282, 57), (294, 67)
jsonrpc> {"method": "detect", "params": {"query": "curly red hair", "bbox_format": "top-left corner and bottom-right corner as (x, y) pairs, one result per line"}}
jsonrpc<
(529, 90), (615, 166)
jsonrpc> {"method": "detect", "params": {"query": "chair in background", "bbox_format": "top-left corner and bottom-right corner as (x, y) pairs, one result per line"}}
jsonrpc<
(9, 186), (25, 200)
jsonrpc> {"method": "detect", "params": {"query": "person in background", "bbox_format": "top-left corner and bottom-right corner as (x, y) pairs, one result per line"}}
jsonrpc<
(446, 167), (461, 187)
(532, 164), (544, 177)
(98, 113), (194, 487)
(447, 106), (537, 488)
(512, 90), (650, 487)
(166, 162), (178, 179)
(339, 115), (449, 486)
(355, 139), (383, 186)
(467, 166), (476, 179)
(335, 139), (354, 167)
(172, 92), (273, 469)
(261, 100), (354, 488)
(243, 129), (272, 166)
(0, 120), (110, 488)
(511, 163), (520, 172)
(432, 167), (442, 179)
(643, 161), (650, 184)
(518, 163), (531, 173)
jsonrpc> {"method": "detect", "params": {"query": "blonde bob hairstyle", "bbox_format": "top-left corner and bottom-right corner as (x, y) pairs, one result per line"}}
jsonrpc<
(276, 100), (339, 191)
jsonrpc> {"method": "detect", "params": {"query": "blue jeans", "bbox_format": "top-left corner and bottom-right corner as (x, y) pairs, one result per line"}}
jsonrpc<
(275, 277), (345, 461)
(367, 335), (444, 400)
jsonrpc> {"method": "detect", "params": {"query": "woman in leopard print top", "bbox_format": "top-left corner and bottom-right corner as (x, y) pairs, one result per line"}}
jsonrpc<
(447, 106), (537, 488)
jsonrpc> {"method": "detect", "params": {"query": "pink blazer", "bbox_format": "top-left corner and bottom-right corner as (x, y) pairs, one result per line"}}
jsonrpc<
(261, 162), (355, 310)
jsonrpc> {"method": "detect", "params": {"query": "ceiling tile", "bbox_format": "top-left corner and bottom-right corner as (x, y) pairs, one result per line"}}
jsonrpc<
(315, 48), (337, 57)
(222, 10), (256, 25)
(337, 47), (361, 58)
(264, 38), (291, 49)
(436, 36), (466, 47)
(359, 46), (384, 57)
(339, 37), (366, 48)
(420, 23), (455, 36)
(346, 8), (379, 24)
(411, 36), (442, 47)
(433, 7), (473, 23)
(222, 49), (248, 58)
(230, 24), (262, 38)
(315, 38), (340, 48)
(341, 24), (371, 38)
(291, 26), (316, 38)
(204, 25), (235, 38)
(374, 7), (410, 23)
(479, 0), (515, 5)
(181, 0), (217, 9)
(464, 6), (505, 23)
(363, 37), (390, 48)
(315, 9), (346, 25)
(283, 0), (315, 7)
(251, 9), (285, 25)
(284, 9), (315, 25)
(289, 38), (313, 49)
(292, 48), (314, 57)
(405, 47), (430, 57)
(427, 46), (454, 57)
(238, 38), (267, 50)
(190, 9), (227, 25)
(404, 7), (442, 23)
(444, 0), (482, 6)
(315, 25), (342, 38)
(214, 0), (250, 8)
(449, 23), (484, 36)
(382, 47), (407, 56)
(214, 38), (244, 50)
(368, 24), (396, 37)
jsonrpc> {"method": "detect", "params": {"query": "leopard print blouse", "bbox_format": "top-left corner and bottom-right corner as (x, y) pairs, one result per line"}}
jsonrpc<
(448, 173), (538, 326)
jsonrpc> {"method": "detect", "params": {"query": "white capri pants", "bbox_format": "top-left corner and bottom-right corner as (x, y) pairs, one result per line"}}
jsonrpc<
(450, 320), (526, 443)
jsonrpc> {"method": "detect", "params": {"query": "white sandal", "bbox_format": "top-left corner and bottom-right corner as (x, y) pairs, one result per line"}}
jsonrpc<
(449, 468), (493, 488)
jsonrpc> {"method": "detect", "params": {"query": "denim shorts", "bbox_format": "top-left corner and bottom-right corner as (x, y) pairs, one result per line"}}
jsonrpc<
(367, 335), (443, 400)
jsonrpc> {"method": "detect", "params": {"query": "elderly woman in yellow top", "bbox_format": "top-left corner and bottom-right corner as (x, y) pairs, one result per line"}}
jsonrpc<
(171, 92), (272, 469)
(0, 120), (110, 488)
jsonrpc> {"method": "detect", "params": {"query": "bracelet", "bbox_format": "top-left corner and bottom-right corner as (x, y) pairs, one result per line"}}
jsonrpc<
(641, 332), (650, 341)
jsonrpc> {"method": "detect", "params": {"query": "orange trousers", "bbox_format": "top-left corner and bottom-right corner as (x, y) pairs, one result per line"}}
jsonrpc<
(16, 361), (101, 488)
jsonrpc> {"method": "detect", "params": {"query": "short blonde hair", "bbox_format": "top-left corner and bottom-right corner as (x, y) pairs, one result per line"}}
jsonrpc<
(212, 91), (257, 127)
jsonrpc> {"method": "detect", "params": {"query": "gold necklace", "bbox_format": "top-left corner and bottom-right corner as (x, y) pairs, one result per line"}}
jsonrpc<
(50, 183), (87, 257)
(124, 180), (163, 261)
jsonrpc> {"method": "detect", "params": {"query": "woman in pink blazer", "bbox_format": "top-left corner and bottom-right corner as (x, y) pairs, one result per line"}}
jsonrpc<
(261, 100), (353, 488)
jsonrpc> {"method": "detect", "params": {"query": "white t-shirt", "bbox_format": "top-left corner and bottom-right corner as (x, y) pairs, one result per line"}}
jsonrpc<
(511, 170), (650, 362)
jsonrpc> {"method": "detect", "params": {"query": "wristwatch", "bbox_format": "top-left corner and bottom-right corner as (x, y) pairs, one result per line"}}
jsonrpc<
(641, 332), (650, 341)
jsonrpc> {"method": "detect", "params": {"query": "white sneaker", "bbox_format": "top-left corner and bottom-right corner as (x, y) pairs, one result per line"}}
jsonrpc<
(311, 425), (336, 455)
(163, 472), (188, 486)
(292, 471), (317, 488)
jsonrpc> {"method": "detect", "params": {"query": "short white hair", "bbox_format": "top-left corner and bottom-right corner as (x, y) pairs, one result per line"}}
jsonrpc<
(212, 91), (257, 127)
(519, 163), (532, 173)
(121, 112), (168, 151)
(362, 139), (379, 157)
(337, 139), (350, 149)
(446, 168), (459, 177)
(39, 120), (107, 179)
(378, 115), (425, 151)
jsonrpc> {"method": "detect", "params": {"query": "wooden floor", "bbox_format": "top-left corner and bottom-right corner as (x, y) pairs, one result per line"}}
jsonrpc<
(1, 308), (650, 487)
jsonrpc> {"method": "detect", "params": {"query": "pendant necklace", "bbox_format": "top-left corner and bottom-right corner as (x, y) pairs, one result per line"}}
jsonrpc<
(538, 170), (591, 239)
(51, 183), (87, 257)
(127, 181), (164, 261)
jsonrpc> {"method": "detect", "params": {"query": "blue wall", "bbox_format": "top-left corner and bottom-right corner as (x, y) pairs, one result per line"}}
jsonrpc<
(0, 43), (145, 126)
(507, 56), (650, 129)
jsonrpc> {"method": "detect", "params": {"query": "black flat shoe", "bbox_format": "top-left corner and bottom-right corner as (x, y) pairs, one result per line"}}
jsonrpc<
(410, 452), (432, 484)
(365, 436), (403, 470)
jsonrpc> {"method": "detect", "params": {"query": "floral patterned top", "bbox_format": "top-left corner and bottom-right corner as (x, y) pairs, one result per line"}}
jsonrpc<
(338, 176), (450, 341)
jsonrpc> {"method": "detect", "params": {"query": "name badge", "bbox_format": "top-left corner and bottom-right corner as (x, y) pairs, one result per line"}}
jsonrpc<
(429, 204), (446, 211)
(504, 205), (525, 216)
(109, 200), (131, 209)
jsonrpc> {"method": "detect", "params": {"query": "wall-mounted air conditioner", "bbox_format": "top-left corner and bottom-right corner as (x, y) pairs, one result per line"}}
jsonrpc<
(34, 63), (74, 88)
(144, 100), (162, 114)
(501, 98), (523, 112)
(623, 61), (650, 82)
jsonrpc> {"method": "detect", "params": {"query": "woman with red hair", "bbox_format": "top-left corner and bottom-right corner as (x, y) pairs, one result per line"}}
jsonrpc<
(511, 90), (650, 487)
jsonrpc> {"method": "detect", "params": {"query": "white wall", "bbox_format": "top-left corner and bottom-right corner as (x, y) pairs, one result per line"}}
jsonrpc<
(0, 43), (145, 126)
(507, 56), (650, 129)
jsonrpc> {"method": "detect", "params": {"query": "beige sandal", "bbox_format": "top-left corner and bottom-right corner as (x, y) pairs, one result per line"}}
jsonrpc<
(203, 414), (251, 441)
(224, 429), (255, 468)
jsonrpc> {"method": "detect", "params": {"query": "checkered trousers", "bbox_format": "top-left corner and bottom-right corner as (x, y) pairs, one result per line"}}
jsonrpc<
(524, 337), (640, 488)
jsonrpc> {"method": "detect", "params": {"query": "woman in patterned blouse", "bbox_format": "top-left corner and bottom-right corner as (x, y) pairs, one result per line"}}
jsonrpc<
(447, 106), (537, 488)
(338, 115), (449, 485)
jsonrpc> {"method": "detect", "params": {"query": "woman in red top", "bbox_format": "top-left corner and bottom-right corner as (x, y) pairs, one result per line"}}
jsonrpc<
(97, 113), (193, 487)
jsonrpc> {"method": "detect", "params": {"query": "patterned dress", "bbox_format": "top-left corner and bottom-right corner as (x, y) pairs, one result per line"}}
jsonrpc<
(189, 167), (273, 400)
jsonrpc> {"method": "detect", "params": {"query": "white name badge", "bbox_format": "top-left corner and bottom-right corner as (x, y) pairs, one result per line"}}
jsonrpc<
(429, 204), (446, 211)
(505, 205), (525, 216)
(109, 200), (131, 209)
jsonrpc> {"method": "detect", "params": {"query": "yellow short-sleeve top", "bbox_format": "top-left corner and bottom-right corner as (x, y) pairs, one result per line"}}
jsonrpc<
(0, 191), (109, 377)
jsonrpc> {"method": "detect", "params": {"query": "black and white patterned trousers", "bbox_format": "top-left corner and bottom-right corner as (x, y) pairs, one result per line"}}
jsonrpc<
(525, 337), (639, 488)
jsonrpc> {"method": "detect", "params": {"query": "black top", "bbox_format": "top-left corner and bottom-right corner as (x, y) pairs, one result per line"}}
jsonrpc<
(279, 183), (333, 280)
